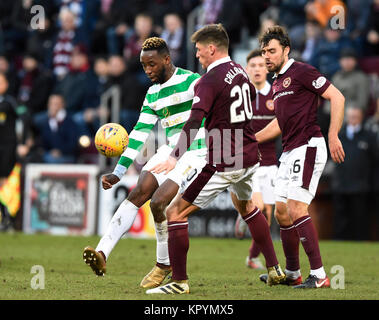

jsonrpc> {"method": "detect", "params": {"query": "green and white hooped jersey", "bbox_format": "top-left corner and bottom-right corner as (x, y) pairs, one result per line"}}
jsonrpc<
(113, 68), (207, 178)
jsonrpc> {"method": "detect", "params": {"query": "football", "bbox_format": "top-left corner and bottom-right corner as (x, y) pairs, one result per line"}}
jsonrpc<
(94, 123), (129, 157)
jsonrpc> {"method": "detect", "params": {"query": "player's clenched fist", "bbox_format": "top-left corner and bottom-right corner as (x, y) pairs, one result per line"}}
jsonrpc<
(101, 173), (120, 190)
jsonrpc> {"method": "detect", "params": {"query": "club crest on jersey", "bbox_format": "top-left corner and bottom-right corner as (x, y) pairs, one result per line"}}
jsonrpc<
(312, 76), (326, 89)
(266, 99), (274, 111)
(283, 77), (291, 88)
(163, 107), (170, 118)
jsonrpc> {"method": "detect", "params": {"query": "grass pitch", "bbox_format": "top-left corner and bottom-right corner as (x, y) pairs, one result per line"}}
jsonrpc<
(0, 232), (378, 300)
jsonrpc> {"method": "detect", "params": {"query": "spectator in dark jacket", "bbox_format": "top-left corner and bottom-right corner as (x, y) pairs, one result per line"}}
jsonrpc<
(104, 55), (142, 133)
(26, 16), (58, 71)
(197, 0), (242, 52)
(331, 107), (377, 240)
(54, 44), (99, 134)
(364, 98), (379, 239)
(17, 52), (53, 120)
(365, 0), (379, 56)
(160, 13), (186, 68)
(324, 48), (370, 115)
(73, 55), (110, 137)
(38, 94), (79, 163)
(0, 73), (19, 181)
(279, 0), (308, 50)
(309, 21), (353, 78)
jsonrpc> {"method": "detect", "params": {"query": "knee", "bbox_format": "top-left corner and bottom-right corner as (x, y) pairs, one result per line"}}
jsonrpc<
(150, 197), (165, 213)
(274, 202), (291, 225)
(255, 198), (264, 212)
(287, 201), (308, 222)
(150, 197), (168, 222)
(166, 202), (186, 222)
(127, 185), (150, 208)
(165, 206), (177, 222)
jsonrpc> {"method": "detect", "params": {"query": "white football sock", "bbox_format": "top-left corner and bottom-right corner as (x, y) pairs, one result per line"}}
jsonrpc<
(310, 266), (326, 279)
(96, 199), (139, 260)
(155, 220), (170, 266)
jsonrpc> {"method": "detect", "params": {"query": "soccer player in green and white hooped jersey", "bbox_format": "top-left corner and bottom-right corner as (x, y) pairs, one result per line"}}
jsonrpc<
(83, 37), (207, 288)
(116, 69), (206, 173)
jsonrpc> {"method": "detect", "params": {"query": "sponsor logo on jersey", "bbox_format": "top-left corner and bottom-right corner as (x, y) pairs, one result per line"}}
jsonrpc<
(273, 91), (294, 101)
(312, 76), (326, 89)
(161, 115), (184, 128)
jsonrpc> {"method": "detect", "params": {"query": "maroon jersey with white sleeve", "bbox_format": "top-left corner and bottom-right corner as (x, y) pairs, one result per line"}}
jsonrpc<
(253, 81), (277, 166)
(272, 59), (331, 152)
(192, 56), (260, 171)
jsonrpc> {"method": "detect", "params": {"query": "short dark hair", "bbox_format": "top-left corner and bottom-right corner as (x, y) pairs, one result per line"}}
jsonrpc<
(191, 23), (229, 51)
(259, 25), (291, 49)
(246, 49), (263, 63)
(142, 37), (170, 56)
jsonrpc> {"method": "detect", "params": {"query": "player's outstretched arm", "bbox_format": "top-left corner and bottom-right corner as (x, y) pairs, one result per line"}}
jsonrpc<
(255, 118), (281, 143)
(322, 84), (345, 164)
(111, 103), (159, 181)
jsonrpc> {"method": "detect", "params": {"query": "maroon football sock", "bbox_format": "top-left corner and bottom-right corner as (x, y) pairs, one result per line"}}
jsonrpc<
(243, 208), (278, 267)
(293, 215), (323, 270)
(279, 224), (300, 271)
(249, 240), (261, 259)
(167, 221), (189, 281)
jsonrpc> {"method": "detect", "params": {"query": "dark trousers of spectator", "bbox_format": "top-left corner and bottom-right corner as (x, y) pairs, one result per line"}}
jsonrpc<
(332, 193), (370, 241)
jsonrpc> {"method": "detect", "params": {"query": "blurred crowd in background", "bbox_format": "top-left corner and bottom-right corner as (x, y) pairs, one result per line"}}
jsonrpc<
(0, 0), (378, 240)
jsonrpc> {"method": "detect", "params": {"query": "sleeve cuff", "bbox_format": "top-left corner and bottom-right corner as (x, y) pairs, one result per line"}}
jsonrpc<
(112, 164), (127, 180)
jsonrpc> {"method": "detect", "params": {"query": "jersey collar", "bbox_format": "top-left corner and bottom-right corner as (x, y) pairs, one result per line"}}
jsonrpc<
(160, 67), (179, 89)
(273, 58), (295, 78)
(207, 56), (231, 72)
(256, 81), (271, 96)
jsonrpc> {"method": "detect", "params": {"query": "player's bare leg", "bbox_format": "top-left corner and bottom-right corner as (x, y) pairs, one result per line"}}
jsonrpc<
(83, 171), (158, 276)
(140, 179), (179, 288)
(264, 204), (273, 226)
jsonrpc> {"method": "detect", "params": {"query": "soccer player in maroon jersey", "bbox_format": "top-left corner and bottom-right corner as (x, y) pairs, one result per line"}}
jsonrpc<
(234, 49), (279, 270)
(146, 24), (286, 294)
(257, 26), (345, 289)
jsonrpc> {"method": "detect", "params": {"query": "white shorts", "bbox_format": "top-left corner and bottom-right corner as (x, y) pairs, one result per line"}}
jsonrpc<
(253, 165), (278, 205)
(275, 137), (327, 205)
(182, 163), (260, 208)
(142, 144), (206, 187)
